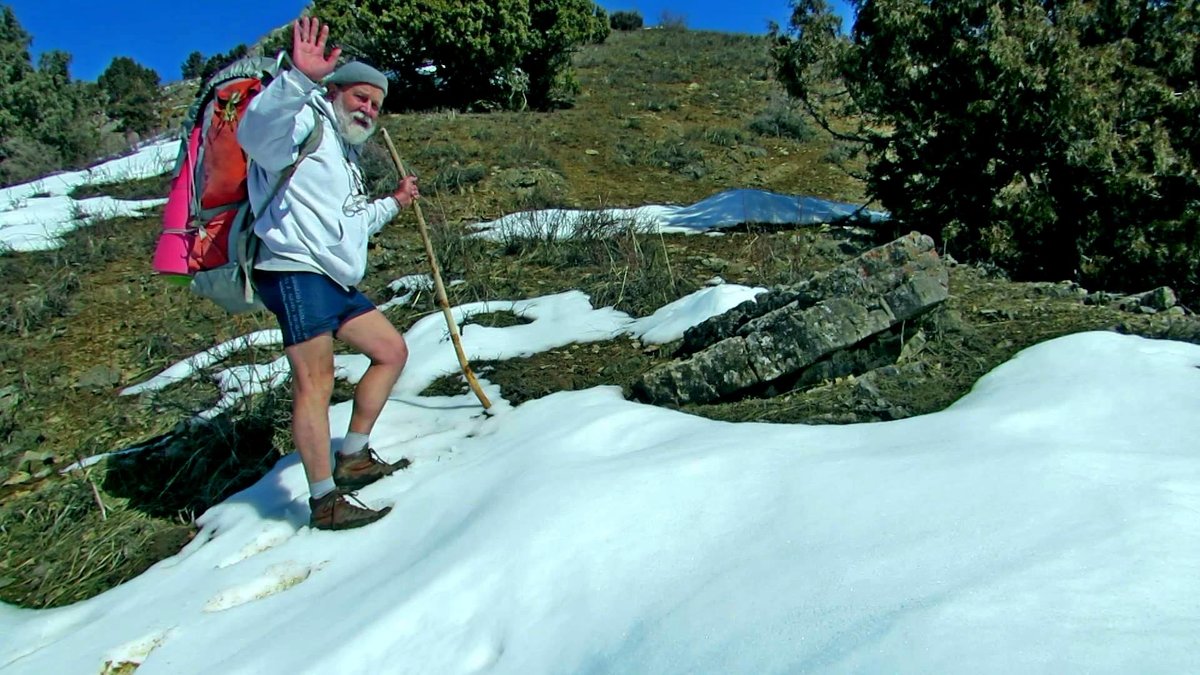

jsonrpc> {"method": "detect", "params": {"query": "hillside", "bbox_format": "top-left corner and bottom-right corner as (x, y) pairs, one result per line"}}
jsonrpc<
(1, 27), (1198, 611)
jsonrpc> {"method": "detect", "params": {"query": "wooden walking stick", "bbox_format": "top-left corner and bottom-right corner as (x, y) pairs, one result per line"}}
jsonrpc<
(381, 127), (492, 411)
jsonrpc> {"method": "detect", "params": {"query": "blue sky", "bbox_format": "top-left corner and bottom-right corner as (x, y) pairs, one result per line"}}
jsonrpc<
(6, 0), (853, 82)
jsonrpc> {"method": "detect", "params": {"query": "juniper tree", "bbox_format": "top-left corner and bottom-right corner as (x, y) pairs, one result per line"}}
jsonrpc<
(311, 0), (607, 110)
(772, 0), (1199, 300)
(97, 56), (162, 136)
(0, 8), (105, 184)
(181, 51), (205, 80)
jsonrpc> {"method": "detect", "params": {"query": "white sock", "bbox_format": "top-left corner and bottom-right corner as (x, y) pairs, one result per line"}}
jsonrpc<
(340, 431), (370, 457)
(309, 477), (336, 500)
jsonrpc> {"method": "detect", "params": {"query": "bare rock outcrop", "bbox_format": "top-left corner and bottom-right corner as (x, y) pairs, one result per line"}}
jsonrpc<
(633, 232), (949, 405)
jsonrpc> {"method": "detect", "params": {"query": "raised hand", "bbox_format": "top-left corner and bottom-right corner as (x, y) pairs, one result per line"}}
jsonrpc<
(292, 17), (342, 83)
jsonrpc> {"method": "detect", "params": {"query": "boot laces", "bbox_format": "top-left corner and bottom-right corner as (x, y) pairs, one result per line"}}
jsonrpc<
(333, 487), (373, 511)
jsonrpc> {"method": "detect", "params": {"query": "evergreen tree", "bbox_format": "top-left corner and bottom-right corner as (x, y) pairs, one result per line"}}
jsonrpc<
(772, 0), (1199, 300)
(312, 0), (606, 110)
(0, 6), (34, 140)
(610, 10), (644, 31)
(200, 44), (248, 81)
(523, 0), (611, 107)
(97, 56), (162, 136)
(181, 51), (205, 79)
(0, 7), (105, 183)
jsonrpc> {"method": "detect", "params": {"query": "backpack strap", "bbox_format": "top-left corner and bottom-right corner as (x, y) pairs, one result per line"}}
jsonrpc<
(235, 106), (326, 304)
(259, 105), (325, 208)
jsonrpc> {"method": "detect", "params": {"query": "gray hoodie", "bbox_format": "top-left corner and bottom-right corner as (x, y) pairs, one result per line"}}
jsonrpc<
(238, 68), (399, 289)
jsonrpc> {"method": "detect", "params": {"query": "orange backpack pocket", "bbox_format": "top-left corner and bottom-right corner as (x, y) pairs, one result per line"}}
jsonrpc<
(188, 209), (236, 273)
(200, 79), (262, 210)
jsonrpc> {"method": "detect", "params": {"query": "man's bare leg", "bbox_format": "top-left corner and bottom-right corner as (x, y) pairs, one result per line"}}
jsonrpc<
(284, 332), (336, 485)
(285, 327), (391, 528)
(336, 309), (409, 438)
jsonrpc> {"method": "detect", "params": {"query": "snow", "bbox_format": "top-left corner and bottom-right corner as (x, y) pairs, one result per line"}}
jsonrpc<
(121, 330), (284, 397)
(3, 331), (1199, 673)
(628, 283), (767, 343)
(118, 286), (767, 421)
(0, 139), (178, 251)
(473, 188), (888, 239)
(3, 139), (1199, 674)
(379, 274), (435, 311)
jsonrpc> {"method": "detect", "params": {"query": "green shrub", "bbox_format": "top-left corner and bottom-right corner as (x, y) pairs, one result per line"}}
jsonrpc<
(430, 163), (487, 194)
(430, 219), (490, 278)
(180, 51), (205, 80)
(0, 8), (110, 185)
(414, 142), (476, 166)
(499, 134), (560, 170)
(0, 215), (157, 335)
(581, 219), (685, 317)
(699, 126), (746, 148)
(617, 136), (706, 176)
(0, 271), (80, 336)
(647, 65), (687, 84)
(0, 137), (63, 187)
(524, 0), (609, 107)
(748, 102), (815, 141)
(772, 0), (1200, 301)
(649, 141), (706, 176)
(587, 4), (612, 44)
(313, 0), (605, 111)
(495, 211), (573, 257)
(97, 56), (162, 136)
(68, 174), (171, 201)
(638, 97), (680, 112)
(358, 140), (401, 197)
(610, 10), (644, 31)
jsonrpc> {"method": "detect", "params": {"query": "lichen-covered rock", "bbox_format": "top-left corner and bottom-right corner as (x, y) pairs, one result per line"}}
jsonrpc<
(633, 232), (949, 405)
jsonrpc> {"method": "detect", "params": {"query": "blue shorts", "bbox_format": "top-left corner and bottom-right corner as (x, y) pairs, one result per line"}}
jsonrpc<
(254, 270), (376, 347)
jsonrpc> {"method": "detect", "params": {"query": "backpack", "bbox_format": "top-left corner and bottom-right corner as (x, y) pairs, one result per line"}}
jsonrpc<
(152, 54), (323, 313)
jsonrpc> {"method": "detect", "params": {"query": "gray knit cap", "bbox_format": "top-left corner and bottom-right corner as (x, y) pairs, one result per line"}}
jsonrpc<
(324, 62), (389, 96)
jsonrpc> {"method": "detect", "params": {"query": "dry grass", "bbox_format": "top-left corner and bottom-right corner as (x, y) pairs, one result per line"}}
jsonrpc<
(68, 173), (173, 201)
(0, 215), (156, 336)
(0, 387), (293, 608)
(0, 477), (194, 608)
(4, 27), (1186, 609)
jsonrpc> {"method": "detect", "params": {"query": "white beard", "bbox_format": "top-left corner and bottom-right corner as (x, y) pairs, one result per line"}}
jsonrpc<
(334, 104), (376, 146)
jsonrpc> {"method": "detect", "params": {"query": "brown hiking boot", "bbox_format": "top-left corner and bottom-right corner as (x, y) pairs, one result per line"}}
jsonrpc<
(333, 447), (411, 491)
(308, 488), (392, 531)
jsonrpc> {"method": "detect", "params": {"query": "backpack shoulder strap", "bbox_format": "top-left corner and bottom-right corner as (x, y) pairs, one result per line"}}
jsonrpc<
(247, 105), (323, 216)
(234, 105), (325, 304)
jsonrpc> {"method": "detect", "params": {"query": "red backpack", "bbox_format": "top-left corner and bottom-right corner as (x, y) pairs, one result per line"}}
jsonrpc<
(153, 55), (321, 313)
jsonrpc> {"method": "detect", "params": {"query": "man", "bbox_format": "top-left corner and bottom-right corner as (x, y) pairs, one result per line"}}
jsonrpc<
(238, 17), (419, 531)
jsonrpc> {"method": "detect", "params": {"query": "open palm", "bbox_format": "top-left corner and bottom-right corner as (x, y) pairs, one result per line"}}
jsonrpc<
(292, 17), (342, 83)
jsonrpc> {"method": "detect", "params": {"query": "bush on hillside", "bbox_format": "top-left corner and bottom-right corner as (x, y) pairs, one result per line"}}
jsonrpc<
(772, 0), (1200, 302)
(588, 3), (611, 44)
(199, 44), (249, 82)
(97, 56), (162, 136)
(748, 100), (815, 142)
(311, 0), (606, 111)
(0, 7), (34, 143)
(524, 0), (610, 106)
(610, 10), (644, 31)
(0, 8), (110, 185)
(180, 51), (205, 80)
(257, 24), (292, 59)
